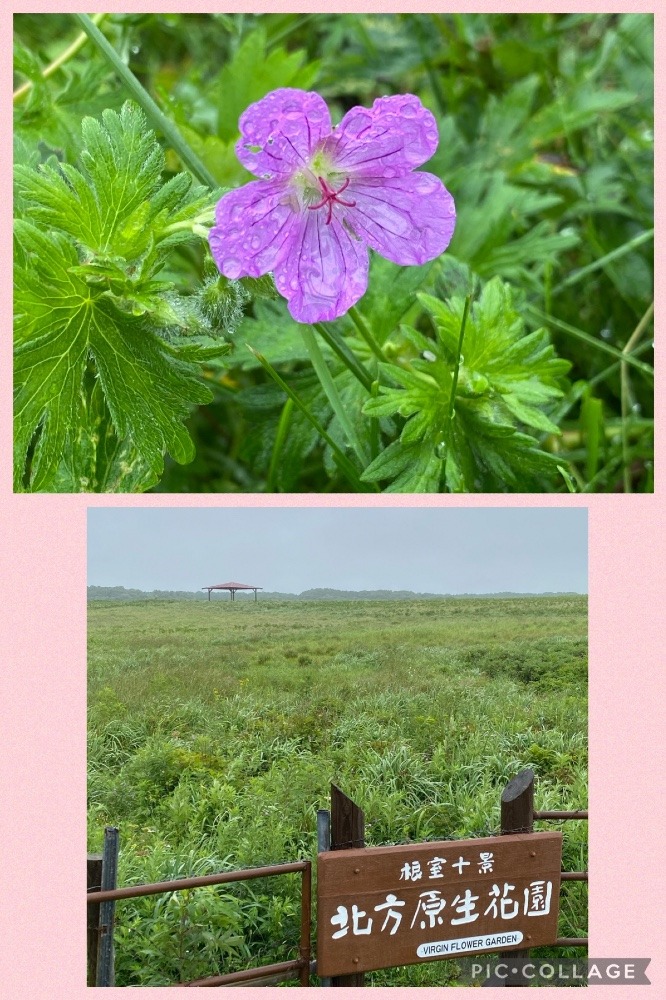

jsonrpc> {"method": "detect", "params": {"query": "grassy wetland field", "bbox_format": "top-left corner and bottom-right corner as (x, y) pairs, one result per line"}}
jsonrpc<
(88, 595), (588, 986)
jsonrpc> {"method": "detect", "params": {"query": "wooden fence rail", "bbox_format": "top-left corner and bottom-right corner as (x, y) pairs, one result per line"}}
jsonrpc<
(485, 768), (588, 987)
(87, 771), (586, 987)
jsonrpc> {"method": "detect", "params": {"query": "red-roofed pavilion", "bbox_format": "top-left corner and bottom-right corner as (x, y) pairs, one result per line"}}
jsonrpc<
(202, 581), (263, 602)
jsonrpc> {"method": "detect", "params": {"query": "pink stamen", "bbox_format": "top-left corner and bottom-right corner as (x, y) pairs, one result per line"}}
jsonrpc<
(307, 176), (356, 225)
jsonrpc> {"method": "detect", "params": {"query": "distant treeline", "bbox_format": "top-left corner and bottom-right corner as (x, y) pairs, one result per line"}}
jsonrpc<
(87, 586), (583, 602)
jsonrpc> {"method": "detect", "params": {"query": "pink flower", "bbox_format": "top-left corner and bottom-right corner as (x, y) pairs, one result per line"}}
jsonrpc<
(209, 89), (456, 324)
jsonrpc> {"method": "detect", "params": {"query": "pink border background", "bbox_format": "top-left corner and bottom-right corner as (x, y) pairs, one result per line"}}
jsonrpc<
(3, 4), (663, 997)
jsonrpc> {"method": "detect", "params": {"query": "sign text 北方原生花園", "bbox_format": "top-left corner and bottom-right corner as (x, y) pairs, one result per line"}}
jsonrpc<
(317, 831), (562, 977)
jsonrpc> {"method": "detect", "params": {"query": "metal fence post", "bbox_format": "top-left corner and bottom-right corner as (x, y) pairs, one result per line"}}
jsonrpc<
(96, 827), (119, 986)
(329, 784), (365, 988)
(87, 854), (103, 986)
(317, 808), (332, 987)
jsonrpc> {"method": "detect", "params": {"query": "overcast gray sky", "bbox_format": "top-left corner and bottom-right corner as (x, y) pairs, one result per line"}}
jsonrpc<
(87, 507), (587, 594)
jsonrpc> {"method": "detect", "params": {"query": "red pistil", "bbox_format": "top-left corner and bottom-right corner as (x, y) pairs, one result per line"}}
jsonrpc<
(307, 176), (356, 225)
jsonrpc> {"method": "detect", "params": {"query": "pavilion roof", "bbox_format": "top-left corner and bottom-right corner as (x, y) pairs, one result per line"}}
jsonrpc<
(202, 581), (263, 590)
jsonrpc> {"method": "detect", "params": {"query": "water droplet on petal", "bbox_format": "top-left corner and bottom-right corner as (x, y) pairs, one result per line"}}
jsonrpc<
(435, 441), (447, 460)
(222, 256), (242, 276)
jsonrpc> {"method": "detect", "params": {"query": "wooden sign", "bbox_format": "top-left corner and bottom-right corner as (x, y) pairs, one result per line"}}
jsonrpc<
(317, 831), (562, 977)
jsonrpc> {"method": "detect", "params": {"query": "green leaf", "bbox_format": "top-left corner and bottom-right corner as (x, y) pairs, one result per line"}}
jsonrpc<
(216, 27), (320, 141)
(14, 39), (123, 162)
(348, 255), (436, 346)
(362, 439), (443, 492)
(419, 279), (570, 394)
(525, 85), (637, 148)
(362, 275), (569, 492)
(49, 381), (159, 493)
(14, 225), (212, 491)
(226, 299), (333, 371)
(14, 103), (215, 261)
(13, 102), (221, 492)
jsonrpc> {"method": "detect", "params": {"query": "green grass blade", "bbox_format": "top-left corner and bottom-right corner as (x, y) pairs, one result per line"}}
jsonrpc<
(552, 228), (653, 295)
(526, 305), (653, 378)
(73, 14), (219, 190)
(267, 398), (294, 493)
(248, 345), (371, 491)
(313, 322), (374, 392)
(301, 325), (371, 468)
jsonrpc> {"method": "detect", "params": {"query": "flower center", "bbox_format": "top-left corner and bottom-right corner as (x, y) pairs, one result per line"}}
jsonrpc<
(307, 176), (356, 225)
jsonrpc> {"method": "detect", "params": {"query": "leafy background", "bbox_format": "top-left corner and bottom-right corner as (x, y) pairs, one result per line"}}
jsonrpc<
(14, 13), (653, 492)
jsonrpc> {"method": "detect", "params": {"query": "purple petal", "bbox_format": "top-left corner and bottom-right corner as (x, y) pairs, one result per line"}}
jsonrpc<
(274, 213), (369, 323)
(344, 171), (456, 266)
(325, 94), (440, 178)
(209, 179), (299, 279)
(236, 88), (332, 180)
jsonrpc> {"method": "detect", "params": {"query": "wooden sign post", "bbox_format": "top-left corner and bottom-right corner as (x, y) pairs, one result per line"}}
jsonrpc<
(317, 831), (562, 977)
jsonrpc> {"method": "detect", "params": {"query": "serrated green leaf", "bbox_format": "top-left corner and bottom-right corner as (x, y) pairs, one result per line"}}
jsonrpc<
(49, 380), (158, 492)
(365, 275), (569, 491)
(501, 394), (561, 434)
(13, 101), (229, 492)
(362, 439), (443, 492)
(14, 34), (121, 161)
(15, 103), (213, 262)
(14, 224), (210, 492)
